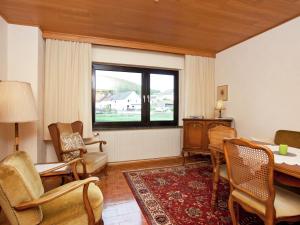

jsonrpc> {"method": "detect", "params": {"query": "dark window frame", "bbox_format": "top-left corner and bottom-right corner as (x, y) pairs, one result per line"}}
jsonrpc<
(92, 63), (179, 129)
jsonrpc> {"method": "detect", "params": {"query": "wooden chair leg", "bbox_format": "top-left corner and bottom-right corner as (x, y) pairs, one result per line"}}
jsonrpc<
(228, 195), (237, 225)
(97, 218), (104, 225)
(264, 219), (274, 225)
(211, 170), (219, 208)
(264, 213), (275, 225)
(236, 204), (240, 224)
(211, 150), (220, 208)
(182, 151), (186, 166)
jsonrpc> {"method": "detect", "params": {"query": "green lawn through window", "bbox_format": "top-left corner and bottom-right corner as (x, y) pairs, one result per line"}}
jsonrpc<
(95, 112), (173, 122)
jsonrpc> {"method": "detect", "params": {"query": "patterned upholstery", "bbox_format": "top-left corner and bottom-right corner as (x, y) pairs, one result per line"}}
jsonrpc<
(60, 132), (85, 161)
(49, 121), (108, 176)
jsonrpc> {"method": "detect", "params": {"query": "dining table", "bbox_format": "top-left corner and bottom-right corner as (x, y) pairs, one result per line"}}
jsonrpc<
(212, 141), (300, 188)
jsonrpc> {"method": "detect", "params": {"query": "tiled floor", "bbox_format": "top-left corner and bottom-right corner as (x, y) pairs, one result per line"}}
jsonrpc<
(99, 157), (184, 225)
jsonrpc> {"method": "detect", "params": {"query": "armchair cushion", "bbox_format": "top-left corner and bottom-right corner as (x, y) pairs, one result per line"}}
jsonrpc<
(41, 181), (103, 225)
(76, 152), (108, 174)
(0, 152), (44, 225)
(60, 132), (86, 161)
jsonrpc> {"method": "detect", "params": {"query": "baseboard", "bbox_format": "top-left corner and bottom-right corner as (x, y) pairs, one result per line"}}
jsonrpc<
(107, 155), (182, 167)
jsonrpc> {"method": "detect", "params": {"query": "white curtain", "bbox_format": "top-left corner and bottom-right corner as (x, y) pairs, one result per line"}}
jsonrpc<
(44, 39), (93, 139)
(184, 55), (215, 118)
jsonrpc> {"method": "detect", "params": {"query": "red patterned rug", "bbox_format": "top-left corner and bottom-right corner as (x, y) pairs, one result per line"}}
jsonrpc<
(124, 163), (263, 225)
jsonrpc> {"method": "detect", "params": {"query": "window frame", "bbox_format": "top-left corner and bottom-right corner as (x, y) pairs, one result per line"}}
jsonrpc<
(92, 63), (179, 129)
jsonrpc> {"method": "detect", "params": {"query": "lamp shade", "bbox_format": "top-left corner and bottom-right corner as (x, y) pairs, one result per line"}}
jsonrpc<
(0, 81), (38, 123)
(215, 100), (225, 110)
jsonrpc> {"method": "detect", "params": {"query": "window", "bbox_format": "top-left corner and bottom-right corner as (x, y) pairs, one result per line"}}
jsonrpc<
(92, 64), (178, 128)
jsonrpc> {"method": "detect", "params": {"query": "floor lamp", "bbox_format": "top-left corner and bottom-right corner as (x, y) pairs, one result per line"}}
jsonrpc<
(0, 81), (38, 151)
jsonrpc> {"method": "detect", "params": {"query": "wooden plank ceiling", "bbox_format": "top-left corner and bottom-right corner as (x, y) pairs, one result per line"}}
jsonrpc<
(0, 0), (300, 56)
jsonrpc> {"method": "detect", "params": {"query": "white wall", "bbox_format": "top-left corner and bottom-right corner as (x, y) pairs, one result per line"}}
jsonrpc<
(0, 18), (45, 162)
(93, 46), (185, 70)
(0, 16), (7, 80)
(215, 16), (300, 143)
(46, 46), (185, 162)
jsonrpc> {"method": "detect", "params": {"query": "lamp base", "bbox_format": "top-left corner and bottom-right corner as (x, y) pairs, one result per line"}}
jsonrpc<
(15, 123), (19, 151)
(218, 109), (222, 118)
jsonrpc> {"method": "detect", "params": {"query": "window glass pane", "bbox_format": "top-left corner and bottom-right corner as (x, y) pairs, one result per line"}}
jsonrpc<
(95, 70), (142, 122)
(150, 74), (174, 121)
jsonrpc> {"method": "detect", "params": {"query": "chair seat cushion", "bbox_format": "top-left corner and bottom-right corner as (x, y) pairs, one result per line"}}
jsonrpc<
(41, 181), (103, 225)
(219, 164), (228, 179)
(232, 186), (300, 218)
(77, 152), (108, 174)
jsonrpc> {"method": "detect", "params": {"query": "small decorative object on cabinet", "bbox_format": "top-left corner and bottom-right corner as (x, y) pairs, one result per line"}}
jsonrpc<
(215, 100), (225, 118)
(182, 118), (233, 165)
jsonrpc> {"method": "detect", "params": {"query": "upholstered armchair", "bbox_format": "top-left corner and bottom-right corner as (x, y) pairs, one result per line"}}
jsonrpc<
(48, 121), (108, 177)
(0, 151), (104, 225)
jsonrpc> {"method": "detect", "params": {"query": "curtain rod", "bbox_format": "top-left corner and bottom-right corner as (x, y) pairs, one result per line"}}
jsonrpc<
(43, 31), (216, 58)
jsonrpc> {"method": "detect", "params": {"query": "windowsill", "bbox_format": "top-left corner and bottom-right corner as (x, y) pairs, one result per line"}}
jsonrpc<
(93, 125), (183, 131)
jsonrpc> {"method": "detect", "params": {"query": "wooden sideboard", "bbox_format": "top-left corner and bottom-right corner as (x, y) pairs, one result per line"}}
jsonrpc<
(182, 118), (233, 164)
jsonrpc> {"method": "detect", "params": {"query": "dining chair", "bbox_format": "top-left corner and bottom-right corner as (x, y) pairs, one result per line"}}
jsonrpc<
(48, 121), (108, 178)
(274, 130), (300, 149)
(273, 130), (300, 188)
(224, 138), (300, 225)
(0, 151), (104, 225)
(208, 125), (237, 207)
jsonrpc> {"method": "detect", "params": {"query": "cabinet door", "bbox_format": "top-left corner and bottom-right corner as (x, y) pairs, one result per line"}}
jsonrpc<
(183, 121), (204, 148)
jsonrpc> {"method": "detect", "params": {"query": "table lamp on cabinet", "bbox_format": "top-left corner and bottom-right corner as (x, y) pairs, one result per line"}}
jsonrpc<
(215, 100), (225, 118)
(0, 81), (38, 151)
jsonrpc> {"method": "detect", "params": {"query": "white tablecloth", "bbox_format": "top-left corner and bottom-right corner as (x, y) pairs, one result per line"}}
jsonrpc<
(265, 145), (300, 166)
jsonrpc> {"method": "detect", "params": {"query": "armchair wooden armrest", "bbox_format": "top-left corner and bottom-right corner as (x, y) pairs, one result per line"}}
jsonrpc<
(14, 177), (99, 211)
(85, 140), (107, 145)
(39, 158), (83, 180)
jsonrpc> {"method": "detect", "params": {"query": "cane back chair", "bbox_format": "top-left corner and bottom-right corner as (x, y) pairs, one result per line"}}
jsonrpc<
(224, 138), (300, 225)
(208, 125), (237, 207)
